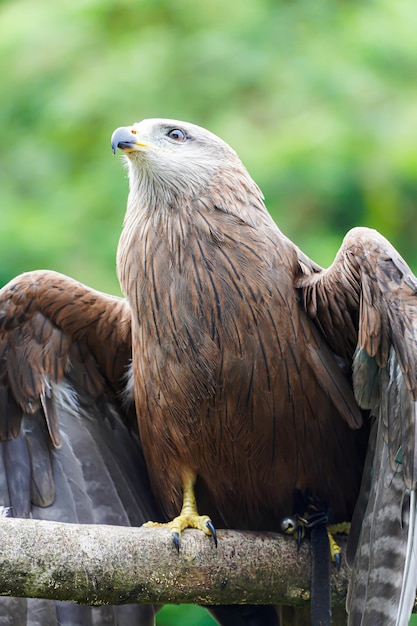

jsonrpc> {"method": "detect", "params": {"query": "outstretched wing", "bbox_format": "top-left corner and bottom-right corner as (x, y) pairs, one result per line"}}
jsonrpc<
(0, 269), (160, 625)
(0, 269), (135, 446)
(297, 227), (417, 625)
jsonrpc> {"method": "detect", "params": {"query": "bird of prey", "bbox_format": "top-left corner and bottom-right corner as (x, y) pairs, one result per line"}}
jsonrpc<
(110, 118), (417, 625)
(0, 118), (416, 625)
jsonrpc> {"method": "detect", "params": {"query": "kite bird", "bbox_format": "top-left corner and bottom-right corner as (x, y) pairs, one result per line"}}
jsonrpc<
(0, 118), (417, 625)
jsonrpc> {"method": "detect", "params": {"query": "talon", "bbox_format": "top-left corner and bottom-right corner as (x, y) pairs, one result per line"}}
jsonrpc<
(172, 531), (180, 552)
(206, 519), (218, 547)
(334, 551), (342, 571)
(296, 524), (303, 550)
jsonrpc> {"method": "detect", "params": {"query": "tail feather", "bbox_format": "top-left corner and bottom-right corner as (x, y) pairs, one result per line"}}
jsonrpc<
(396, 488), (417, 626)
(347, 415), (417, 625)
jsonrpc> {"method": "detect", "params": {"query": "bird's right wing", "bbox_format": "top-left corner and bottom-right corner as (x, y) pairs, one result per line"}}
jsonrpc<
(0, 269), (136, 446)
(0, 269), (160, 625)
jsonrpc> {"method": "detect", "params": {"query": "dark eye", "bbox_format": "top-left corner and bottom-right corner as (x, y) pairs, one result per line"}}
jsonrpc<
(167, 128), (187, 142)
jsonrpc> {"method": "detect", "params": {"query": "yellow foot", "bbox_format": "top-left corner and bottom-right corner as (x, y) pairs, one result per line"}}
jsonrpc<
(143, 469), (217, 551)
(144, 513), (217, 550)
(281, 509), (350, 570)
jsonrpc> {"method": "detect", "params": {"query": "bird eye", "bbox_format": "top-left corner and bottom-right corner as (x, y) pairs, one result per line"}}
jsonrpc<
(167, 128), (187, 142)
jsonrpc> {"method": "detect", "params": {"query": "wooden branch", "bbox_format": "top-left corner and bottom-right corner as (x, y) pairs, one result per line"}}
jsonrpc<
(0, 517), (350, 607)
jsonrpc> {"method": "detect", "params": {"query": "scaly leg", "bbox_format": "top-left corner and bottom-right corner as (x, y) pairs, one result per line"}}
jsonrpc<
(143, 469), (217, 550)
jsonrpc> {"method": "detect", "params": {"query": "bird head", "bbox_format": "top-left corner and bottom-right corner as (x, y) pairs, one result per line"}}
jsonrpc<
(111, 118), (249, 204)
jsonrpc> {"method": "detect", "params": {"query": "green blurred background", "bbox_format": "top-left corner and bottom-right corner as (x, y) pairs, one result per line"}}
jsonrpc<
(1, 0), (417, 623)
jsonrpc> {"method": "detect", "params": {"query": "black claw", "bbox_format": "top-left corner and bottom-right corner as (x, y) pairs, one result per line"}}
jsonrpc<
(206, 520), (218, 547)
(296, 525), (303, 550)
(172, 531), (180, 552)
(334, 552), (342, 571)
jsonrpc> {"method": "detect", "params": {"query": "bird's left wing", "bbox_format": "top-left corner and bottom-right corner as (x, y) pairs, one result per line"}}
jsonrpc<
(297, 227), (417, 625)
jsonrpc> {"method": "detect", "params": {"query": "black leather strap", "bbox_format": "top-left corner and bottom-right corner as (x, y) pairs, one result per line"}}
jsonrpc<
(310, 521), (331, 626)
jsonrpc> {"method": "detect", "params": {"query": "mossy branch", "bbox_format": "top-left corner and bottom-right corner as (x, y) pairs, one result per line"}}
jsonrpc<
(0, 518), (350, 607)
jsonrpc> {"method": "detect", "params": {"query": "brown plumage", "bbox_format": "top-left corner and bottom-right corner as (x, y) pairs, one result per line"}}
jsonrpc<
(111, 119), (417, 625)
(1, 118), (417, 624)
(113, 119), (366, 530)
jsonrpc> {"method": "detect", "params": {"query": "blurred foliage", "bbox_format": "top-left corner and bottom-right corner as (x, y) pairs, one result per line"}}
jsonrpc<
(1, 0), (417, 623)
(2, 0), (417, 295)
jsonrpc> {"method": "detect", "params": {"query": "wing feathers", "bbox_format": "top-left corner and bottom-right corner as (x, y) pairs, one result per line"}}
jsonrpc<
(347, 414), (417, 626)
(23, 412), (55, 508)
(299, 227), (417, 624)
(0, 270), (132, 445)
(0, 270), (162, 624)
(2, 433), (31, 518)
(299, 227), (417, 465)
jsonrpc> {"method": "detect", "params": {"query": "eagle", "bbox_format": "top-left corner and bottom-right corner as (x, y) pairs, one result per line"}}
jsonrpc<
(1, 118), (417, 625)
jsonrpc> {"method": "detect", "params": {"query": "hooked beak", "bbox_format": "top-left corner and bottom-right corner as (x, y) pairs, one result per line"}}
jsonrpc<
(111, 126), (152, 155)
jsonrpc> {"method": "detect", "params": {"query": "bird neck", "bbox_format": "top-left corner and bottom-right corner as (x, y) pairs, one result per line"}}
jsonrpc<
(116, 166), (271, 298)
